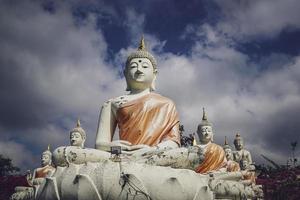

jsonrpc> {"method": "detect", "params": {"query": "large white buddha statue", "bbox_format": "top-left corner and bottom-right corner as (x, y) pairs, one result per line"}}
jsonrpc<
(30, 38), (263, 200)
(95, 36), (180, 153)
(194, 108), (227, 173)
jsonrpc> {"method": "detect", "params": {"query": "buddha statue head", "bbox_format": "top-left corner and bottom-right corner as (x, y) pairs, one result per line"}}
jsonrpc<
(233, 133), (244, 151)
(197, 108), (213, 144)
(70, 119), (86, 148)
(223, 136), (233, 161)
(41, 145), (52, 167)
(124, 36), (158, 92)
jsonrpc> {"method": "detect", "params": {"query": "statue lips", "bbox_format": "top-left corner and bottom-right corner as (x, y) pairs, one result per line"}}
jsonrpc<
(134, 71), (145, 81)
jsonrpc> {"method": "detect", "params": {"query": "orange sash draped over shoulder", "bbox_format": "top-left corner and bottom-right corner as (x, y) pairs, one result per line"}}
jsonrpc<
(195, 143), (227, 173)
(116, 93), (180, 146)
(35, 165), (55, 178)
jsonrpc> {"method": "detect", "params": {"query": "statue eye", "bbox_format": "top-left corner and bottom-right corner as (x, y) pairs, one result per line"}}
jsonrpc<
(130, 63), (138, 68)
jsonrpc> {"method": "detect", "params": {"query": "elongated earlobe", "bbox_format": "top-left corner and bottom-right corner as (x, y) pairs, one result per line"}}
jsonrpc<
(150, 75), (157, 91)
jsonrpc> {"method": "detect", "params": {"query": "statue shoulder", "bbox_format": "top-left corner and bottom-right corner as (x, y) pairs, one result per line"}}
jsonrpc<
(150, 93), (176, 106)
(100, 96), (126, 111)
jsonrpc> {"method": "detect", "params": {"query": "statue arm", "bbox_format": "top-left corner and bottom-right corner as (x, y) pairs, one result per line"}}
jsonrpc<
(157, 140), (179, 149)
(247, 151), (253, 164)
(95, 100), (117, 151)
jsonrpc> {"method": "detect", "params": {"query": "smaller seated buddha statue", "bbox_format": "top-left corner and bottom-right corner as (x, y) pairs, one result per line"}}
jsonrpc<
(233, 133), (253, 165)
(28, 145), (55, 186)
(240, 156), (256, 185)
(223, 136), (240, 172)
(52, 120), (111, 167)
(194, 108), (227, 174)
(11, 146), (55, 200)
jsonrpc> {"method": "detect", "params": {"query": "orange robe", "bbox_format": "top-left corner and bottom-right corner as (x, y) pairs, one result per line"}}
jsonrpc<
(226, 160), (240, 172)
(243, 171), (256, 184)
(116, 93), (180, 146)
(35, 165), (55, 178)
(195, 143), (227, 173)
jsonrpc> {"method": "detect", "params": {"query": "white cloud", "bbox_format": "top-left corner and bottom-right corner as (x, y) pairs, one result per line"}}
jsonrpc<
(214, 0), (300, 39)
(0, 0), (124, 170)
(123, 8), (145, 43)
(152, 23), (300, 165)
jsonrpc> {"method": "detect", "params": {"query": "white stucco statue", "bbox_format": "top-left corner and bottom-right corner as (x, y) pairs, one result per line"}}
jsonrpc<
(10, 146), (55, 200)
(28, 38), (262, 200)
(223, 136), (240, 172)
(194, 108), (227, 173)
(95, 36), (180, 154)
(233, 133), (253, 165)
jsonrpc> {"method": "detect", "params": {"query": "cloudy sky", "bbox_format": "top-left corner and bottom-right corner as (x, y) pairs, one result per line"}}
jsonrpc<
(0, 0), (299, 171)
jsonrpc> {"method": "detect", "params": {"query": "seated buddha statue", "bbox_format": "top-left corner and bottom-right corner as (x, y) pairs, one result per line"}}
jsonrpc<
(240, 155), (256, 185)
(194, 108), (227, 173)
(95, 37), (180, 153)
(233, 133), (253, 165)
(11, 146), (55, 200)
(28, 146), (55, 186)
(223, 136), (240, 172)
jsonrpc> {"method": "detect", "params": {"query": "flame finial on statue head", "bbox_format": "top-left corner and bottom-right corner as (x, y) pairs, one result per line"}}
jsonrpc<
(224, 136), (228, 145)
(199, 107), (211, 127)
(77, 118), (81, 128)
(138, 35), (146, 51)
(202, 107), (207, 121)
(223, 136), (231, 150)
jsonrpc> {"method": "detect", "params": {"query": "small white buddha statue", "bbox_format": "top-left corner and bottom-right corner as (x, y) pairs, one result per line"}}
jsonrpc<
(70, 119), (86, 148)
(194, 108), (227, 173)
(28, 145), (55, 186)
(223, 136), (240, 172)
(233, 133), (253, 165)
(95, 36), (180, 153)
(240, 156), (256, 185)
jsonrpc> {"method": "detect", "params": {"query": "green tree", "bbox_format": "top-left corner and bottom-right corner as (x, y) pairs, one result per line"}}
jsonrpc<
(0, 154), (20, 176)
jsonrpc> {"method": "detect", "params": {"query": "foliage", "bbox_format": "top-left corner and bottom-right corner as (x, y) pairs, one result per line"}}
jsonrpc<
(0, 154), (20, 176)
(179, 124), (195, 147)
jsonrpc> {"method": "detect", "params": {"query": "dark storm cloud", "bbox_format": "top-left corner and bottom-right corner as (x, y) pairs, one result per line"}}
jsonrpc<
(0, 0), (123, 170)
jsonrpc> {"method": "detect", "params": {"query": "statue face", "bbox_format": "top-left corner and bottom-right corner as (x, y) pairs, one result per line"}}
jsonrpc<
(234, 139), (244, 150)
(41, 154), (51, 167)
(125, 58), (156, 91)
(70, 131), (84, 147)
(224, 148), (233, 160)
(198, 125), (213, 144)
